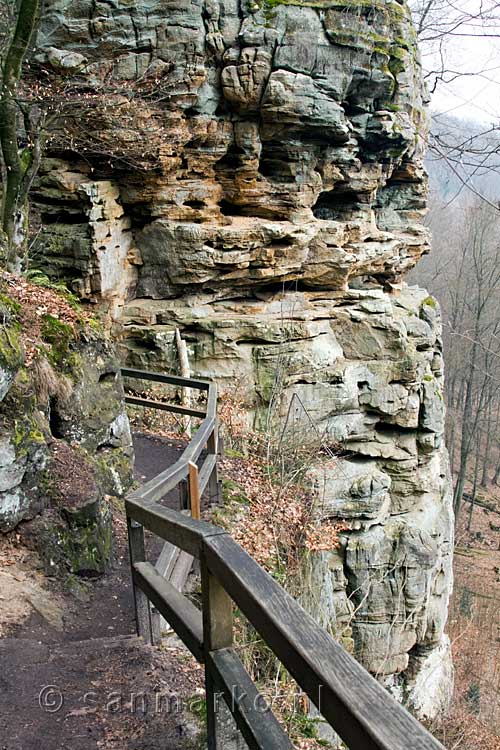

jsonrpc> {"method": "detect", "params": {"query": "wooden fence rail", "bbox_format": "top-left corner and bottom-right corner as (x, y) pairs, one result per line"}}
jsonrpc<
(122, 367), (445, 750)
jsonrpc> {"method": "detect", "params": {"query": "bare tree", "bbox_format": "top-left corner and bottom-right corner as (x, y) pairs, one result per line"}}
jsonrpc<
(411, 0), (500, 95)
(410, 0), (500, 211)
(415, 195), (500, 523)
(0, 1), (178, 275)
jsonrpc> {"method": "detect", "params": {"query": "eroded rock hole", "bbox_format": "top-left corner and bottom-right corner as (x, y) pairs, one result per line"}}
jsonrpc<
(98, 371), (117, 384)
(215, 145), (246, 172)
(312, 188), (366, 220)
(219, 199), (246, 217)
(124, 336), (160, 354)
(120, 203), (152, 230)
(49, 397), (65, 439)
(259, 144), (295, 183)
(40, 211), (87, 225)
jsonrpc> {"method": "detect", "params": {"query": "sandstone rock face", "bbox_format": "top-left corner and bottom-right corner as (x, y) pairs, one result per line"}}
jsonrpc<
(34, 0), (428, 305)
(23, 443), (115, 579)
(117, 285), (453, 717)
(32, 0), (452, 719)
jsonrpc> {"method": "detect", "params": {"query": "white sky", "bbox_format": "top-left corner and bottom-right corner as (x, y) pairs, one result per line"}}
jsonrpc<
(428, 37), (500, 122)
(415, 0), (500, 123)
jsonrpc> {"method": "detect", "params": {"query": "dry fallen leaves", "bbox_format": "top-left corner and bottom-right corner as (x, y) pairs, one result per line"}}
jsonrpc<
(1, 271), (92, 366)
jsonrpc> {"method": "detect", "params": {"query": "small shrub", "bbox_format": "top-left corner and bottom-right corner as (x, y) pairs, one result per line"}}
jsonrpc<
(465, 683), (481, 715)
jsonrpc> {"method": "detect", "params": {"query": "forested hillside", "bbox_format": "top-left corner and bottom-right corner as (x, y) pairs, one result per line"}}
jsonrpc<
(410, 113), (500, 748)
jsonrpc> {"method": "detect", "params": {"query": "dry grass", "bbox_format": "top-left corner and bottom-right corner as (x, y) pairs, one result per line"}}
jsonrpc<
(32, 356), (73, 404)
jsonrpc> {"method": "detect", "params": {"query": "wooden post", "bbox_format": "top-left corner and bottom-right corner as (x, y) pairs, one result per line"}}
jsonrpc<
(127, 517), (153, 644)
(151, 606), (161, 644)
(201, 554), (233, 750)
(188, 461), (201, 520)
(175, 328), (192, 437)
(207, 426), (220, 506)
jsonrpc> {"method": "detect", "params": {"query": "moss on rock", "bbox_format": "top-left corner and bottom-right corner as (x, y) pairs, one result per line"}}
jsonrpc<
(0, 292), (24, 403)
(94, 445), (134, 497)
(27, 498), (113, 578)
(24, 442), (114, 576)
(40, 313), (79, 371)
(0, 275), (133, 534)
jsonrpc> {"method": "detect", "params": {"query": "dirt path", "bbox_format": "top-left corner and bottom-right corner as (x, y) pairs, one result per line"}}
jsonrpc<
(0, 434), (204, 750)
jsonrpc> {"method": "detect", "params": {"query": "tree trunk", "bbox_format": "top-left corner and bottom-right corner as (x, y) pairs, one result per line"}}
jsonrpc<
(480, 397), (494, 487)
(453, 372), (475, 521)
(175, 328), (191, 438)
(494, 460), (500, 486)
(467, 438), (482, 531)
(448, 409), (456, 473)
(488, 407), (500, 486)
(0, 0), (40, 272)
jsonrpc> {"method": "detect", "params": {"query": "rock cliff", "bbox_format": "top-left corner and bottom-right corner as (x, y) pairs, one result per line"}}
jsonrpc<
(31, 0), (453, 718)
(0, 276), (133, 573)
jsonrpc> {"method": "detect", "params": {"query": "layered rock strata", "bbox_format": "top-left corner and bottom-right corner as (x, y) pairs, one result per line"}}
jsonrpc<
(30, 0), (453, 718)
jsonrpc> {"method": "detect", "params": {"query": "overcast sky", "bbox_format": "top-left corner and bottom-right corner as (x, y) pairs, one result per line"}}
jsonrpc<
(428, 38), (500, 122)
(414, 0), (500, 123)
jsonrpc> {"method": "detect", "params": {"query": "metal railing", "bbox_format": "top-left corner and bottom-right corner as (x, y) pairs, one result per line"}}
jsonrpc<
(123, 367), (445, 750)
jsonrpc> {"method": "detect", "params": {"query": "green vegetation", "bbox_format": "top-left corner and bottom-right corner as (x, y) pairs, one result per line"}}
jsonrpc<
(34, 497), (113, 577)
(0, 291), (21, 316)
(13, 416), (44, 451)
(222, 477), (250, 505)
(465, 682), (481, 714)
(189, 695), (207, 723)
(94, 447), (132, 497)
(189, 694), (207, 749)
(0, 322), (23, 371)
(289, 713), (327, 745)
(421, 295), (437, 309)
(40, 314), (77, 369)
(224, 446), (246, 459)
(388, 55), (406, 77)
(260, 0), (407, 10)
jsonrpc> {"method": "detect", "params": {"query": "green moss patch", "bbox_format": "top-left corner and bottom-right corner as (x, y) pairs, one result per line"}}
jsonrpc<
(421, 295), (437, 309)
(0, 291), (21, 317)
(0, 323), (23, 373)
(41, 314), (78, 370)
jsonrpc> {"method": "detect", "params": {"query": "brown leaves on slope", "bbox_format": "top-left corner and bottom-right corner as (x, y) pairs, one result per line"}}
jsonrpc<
(218, 455), (346, 574)
(1, 271), (91, 366)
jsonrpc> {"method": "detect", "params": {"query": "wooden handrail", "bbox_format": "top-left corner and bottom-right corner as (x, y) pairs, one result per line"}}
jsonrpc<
(123, 368), (445, 750)
(122, 366), (211, 391)
(122, 366), (220, 644)
(125, 395), (207, 418)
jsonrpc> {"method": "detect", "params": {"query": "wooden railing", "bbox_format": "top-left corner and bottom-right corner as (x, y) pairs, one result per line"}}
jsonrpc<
(122, 366), (218, 641)
(123, 367), (445, 750)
